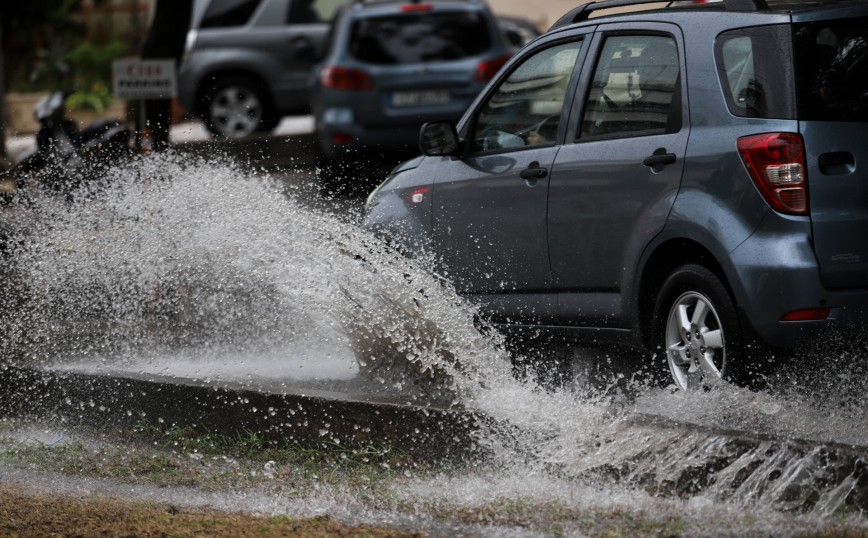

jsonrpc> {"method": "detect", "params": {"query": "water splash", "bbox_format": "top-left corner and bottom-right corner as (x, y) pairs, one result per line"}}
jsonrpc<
(2, 150), (866, 525)
(3, 150), (517, 405)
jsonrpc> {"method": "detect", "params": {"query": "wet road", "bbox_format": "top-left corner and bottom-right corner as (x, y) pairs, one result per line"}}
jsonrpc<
(0, 129), (866, 536)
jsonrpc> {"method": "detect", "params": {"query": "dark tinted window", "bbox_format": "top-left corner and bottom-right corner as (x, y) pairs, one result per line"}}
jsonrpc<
(715, 25), (795, 119)
(201, 0), (263, 28)
(471, 41), (582, 152)
(794, 17), (868, 122)
(349, 11), (492, 64)
(580, 34), (681, 139)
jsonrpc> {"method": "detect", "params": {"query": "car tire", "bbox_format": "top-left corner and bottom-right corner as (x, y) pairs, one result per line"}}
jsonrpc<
(200, 76), (278, 139)
(652, 264), (746, 390)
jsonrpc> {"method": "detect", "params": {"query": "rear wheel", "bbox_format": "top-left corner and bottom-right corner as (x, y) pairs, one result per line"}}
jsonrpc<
(652, 264), (744, 390)
(200, 76), (277, 139)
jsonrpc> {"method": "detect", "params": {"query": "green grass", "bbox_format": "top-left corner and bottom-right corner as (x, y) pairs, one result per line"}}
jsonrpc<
(0, 420), (866, 537)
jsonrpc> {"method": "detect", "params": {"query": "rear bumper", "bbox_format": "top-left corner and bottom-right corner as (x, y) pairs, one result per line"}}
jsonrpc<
(314, 89), (472, 159)
(728, 214), (868, 348)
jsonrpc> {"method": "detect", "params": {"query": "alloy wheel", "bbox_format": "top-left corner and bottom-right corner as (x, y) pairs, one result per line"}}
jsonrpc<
(208, 85), (263, 138)
(664, 291), (726, 390)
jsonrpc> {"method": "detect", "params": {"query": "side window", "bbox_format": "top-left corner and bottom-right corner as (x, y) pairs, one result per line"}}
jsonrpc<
(715, 25), (795, 119)
(719, 36), (758, 113)
(288, 0), (344, 24)
(470, 41), (582, 153)
(580, 34), (680, 139)
(201, 0), (264, 28)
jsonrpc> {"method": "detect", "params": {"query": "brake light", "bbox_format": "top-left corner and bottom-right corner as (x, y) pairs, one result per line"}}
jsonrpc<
(401, 3), (432, 11)
(407, 187), (429, 204)
(476, 55), (511, 83)
(332, 133), (354, 144)
(320, 66), (373, 91)
(781, 308), (830, 321)
(737, 132), (808, 215)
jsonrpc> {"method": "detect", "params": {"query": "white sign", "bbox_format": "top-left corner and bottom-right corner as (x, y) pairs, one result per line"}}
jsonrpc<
(112, 59), (178, 99)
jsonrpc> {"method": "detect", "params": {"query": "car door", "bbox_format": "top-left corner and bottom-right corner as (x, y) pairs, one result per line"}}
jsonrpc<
(792, 16), (868, 289)
(253, 0), (341, 108)
(548, 25), (689, 324)
(430, 37), (588, 320)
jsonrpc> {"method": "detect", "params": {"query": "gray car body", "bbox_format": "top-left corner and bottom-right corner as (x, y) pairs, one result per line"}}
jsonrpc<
(363, 2), (868, 351)
(312, 0), (513, 160)
(178, 0), (333, 118)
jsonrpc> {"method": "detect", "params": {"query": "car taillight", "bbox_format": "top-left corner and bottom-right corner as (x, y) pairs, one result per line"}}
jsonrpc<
(781, 308), (830, 321)
(332, 133), (354, 145)
(737, 132), (808, 216)
(476, 55), (511, 83)
(407, 187), (429, 204)
(320, 66), (373, 91)
(401, 3), (432, 11)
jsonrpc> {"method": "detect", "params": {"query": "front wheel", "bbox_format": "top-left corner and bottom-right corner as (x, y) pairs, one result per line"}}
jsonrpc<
(652, 264), (744, 390)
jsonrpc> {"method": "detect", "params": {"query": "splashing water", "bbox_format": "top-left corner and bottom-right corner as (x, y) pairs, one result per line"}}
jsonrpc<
(1, 150), (866, 531)
(2, 150), (519, 404)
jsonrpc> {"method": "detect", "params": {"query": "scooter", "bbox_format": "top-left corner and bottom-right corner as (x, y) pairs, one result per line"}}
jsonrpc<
(11, 89), (132, 197)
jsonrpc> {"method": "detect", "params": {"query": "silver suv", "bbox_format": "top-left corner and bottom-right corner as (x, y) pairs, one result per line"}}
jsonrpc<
(363, 0), (868, 389)
(179, 0), (345, 138)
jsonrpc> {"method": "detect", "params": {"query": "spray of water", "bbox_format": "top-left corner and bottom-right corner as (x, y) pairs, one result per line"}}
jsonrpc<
(2, 151), (522, 399)
(1, 150), (866, 527)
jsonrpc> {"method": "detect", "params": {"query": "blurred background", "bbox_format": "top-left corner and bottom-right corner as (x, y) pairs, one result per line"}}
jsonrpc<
(0, 0), (576, 162)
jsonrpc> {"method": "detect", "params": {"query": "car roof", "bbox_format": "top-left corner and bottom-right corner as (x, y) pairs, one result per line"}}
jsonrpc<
(549, 0), (868, 30)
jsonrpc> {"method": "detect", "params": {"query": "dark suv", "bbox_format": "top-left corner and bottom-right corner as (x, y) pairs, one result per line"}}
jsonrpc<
(362, 0), (868, 389)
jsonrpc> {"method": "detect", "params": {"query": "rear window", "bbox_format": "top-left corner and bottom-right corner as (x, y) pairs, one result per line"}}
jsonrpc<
(715, 25), (795, 119)
(794, 17), (868, 122)
(201, 0), (263, 28)
(348, 11), (492, 64)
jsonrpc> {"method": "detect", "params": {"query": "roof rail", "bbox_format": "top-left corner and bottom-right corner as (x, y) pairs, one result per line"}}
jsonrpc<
(549, 0), (769, 30)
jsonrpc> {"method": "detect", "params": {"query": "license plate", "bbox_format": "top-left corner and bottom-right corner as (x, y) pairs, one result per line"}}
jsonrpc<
(390, 90), (450, 107)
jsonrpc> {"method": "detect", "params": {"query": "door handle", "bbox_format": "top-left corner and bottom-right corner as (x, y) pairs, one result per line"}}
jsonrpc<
(520, 161), (548, 183)
(818, 151), (855, 175)
(642, 152), (677, 168)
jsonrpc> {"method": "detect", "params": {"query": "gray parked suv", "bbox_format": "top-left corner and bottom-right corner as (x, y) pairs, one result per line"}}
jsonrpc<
(179, 0), (344, 138)
(363, 0), (868, 389)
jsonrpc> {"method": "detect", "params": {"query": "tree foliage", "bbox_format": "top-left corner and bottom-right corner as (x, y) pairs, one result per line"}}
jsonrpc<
(1, 0), (87, 92)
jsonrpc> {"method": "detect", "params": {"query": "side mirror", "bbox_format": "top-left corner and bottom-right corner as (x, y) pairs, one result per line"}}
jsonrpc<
(419, 121), (460, 157)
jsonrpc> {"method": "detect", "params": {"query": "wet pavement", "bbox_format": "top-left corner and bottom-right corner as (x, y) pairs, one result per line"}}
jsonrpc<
(1, 122), (866, 535)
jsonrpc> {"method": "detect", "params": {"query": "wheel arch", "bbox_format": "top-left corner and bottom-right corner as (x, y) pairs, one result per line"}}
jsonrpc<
(636, 238), (737, 349)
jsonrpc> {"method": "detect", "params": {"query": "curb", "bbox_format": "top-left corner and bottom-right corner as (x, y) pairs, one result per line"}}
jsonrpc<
(0, 364), (482, 461)
(1, 364), (866, 513)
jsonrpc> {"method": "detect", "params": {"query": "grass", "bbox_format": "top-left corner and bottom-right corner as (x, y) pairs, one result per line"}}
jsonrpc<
(0, 486), (422, 537)
(0, 419), (866, 537)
